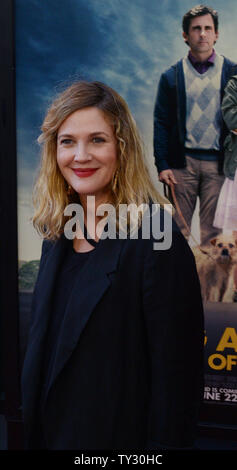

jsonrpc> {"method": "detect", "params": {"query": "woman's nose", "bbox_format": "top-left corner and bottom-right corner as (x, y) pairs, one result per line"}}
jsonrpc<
(74, 142), (91, 161)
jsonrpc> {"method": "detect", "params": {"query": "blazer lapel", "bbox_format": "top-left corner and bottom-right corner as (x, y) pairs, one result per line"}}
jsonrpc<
(21, 235), (69, 430)
(28, 235), (69, 340)
(45, 236), (123, 399)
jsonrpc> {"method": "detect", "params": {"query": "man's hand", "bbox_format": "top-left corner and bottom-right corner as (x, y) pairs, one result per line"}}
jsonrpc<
(159, 169), (177, 185)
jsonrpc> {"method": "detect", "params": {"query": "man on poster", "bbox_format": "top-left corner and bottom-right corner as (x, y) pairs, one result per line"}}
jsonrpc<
(153, 4), (237, 246)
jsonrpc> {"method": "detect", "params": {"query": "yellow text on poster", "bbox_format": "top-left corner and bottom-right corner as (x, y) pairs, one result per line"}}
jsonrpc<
(207, 327), (237, 371)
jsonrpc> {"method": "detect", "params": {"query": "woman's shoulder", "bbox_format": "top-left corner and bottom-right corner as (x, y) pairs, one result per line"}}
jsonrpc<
(138, 204), (179, 248)
(120, 205), (188, 258)
(41, 238), (56, 255)
(39, 236), (67, 268)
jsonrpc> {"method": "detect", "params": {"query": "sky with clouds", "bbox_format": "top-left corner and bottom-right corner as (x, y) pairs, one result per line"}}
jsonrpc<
(15, 0), (237, 260)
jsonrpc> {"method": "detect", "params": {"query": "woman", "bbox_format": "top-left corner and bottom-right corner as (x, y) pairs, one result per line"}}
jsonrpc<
(213, 75), (237, 301)
(21, 81), (204, 450)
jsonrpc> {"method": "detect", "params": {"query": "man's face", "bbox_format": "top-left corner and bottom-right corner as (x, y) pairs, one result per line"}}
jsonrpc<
(183, 13), (218, 57)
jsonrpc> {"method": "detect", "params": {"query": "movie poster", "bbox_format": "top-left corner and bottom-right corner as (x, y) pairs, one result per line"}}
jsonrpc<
(16, 0), (237, 407)
(204, 303), (237, 404)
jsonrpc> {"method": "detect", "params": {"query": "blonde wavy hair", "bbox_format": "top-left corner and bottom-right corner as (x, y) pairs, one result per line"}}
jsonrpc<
(33, 80), (170, 239)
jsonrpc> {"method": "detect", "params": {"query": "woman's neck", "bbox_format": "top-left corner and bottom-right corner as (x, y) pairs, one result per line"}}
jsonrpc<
(80, 193), (111, 241)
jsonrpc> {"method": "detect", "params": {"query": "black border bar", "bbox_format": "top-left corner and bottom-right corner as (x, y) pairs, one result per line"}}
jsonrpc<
(0, 0), (23, 449)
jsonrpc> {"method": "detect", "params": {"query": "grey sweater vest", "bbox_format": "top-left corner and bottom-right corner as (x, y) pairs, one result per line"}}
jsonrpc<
(183, 53), (224, 151)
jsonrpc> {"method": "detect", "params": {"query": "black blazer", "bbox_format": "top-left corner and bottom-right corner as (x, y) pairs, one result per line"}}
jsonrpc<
(21, 219), (204, 450)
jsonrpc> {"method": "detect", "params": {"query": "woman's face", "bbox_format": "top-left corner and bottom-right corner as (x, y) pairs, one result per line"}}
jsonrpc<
(57, 107), (117, 202)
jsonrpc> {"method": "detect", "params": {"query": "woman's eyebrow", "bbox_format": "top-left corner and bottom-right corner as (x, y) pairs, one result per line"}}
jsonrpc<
(58, 131), (110, 139)
(89, 131), (110, 137)
(57, 133), (74, 139)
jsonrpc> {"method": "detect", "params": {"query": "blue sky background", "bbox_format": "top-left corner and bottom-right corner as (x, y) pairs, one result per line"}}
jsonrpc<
(16, 0), (237, 260)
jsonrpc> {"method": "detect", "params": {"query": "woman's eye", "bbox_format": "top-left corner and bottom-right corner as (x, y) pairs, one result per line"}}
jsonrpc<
(92, 137), (105, 143)
(60, 139), (73, 145)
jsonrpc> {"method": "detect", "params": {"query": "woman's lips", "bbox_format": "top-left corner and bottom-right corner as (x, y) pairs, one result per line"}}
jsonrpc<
(72, 168), (98, 178)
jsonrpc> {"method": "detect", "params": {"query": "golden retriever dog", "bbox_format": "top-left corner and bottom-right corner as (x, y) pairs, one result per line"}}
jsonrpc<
(192, 234), (237, 303)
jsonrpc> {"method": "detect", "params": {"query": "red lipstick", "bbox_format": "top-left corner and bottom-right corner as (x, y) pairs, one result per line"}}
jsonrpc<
(72, 168), (98, 178)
